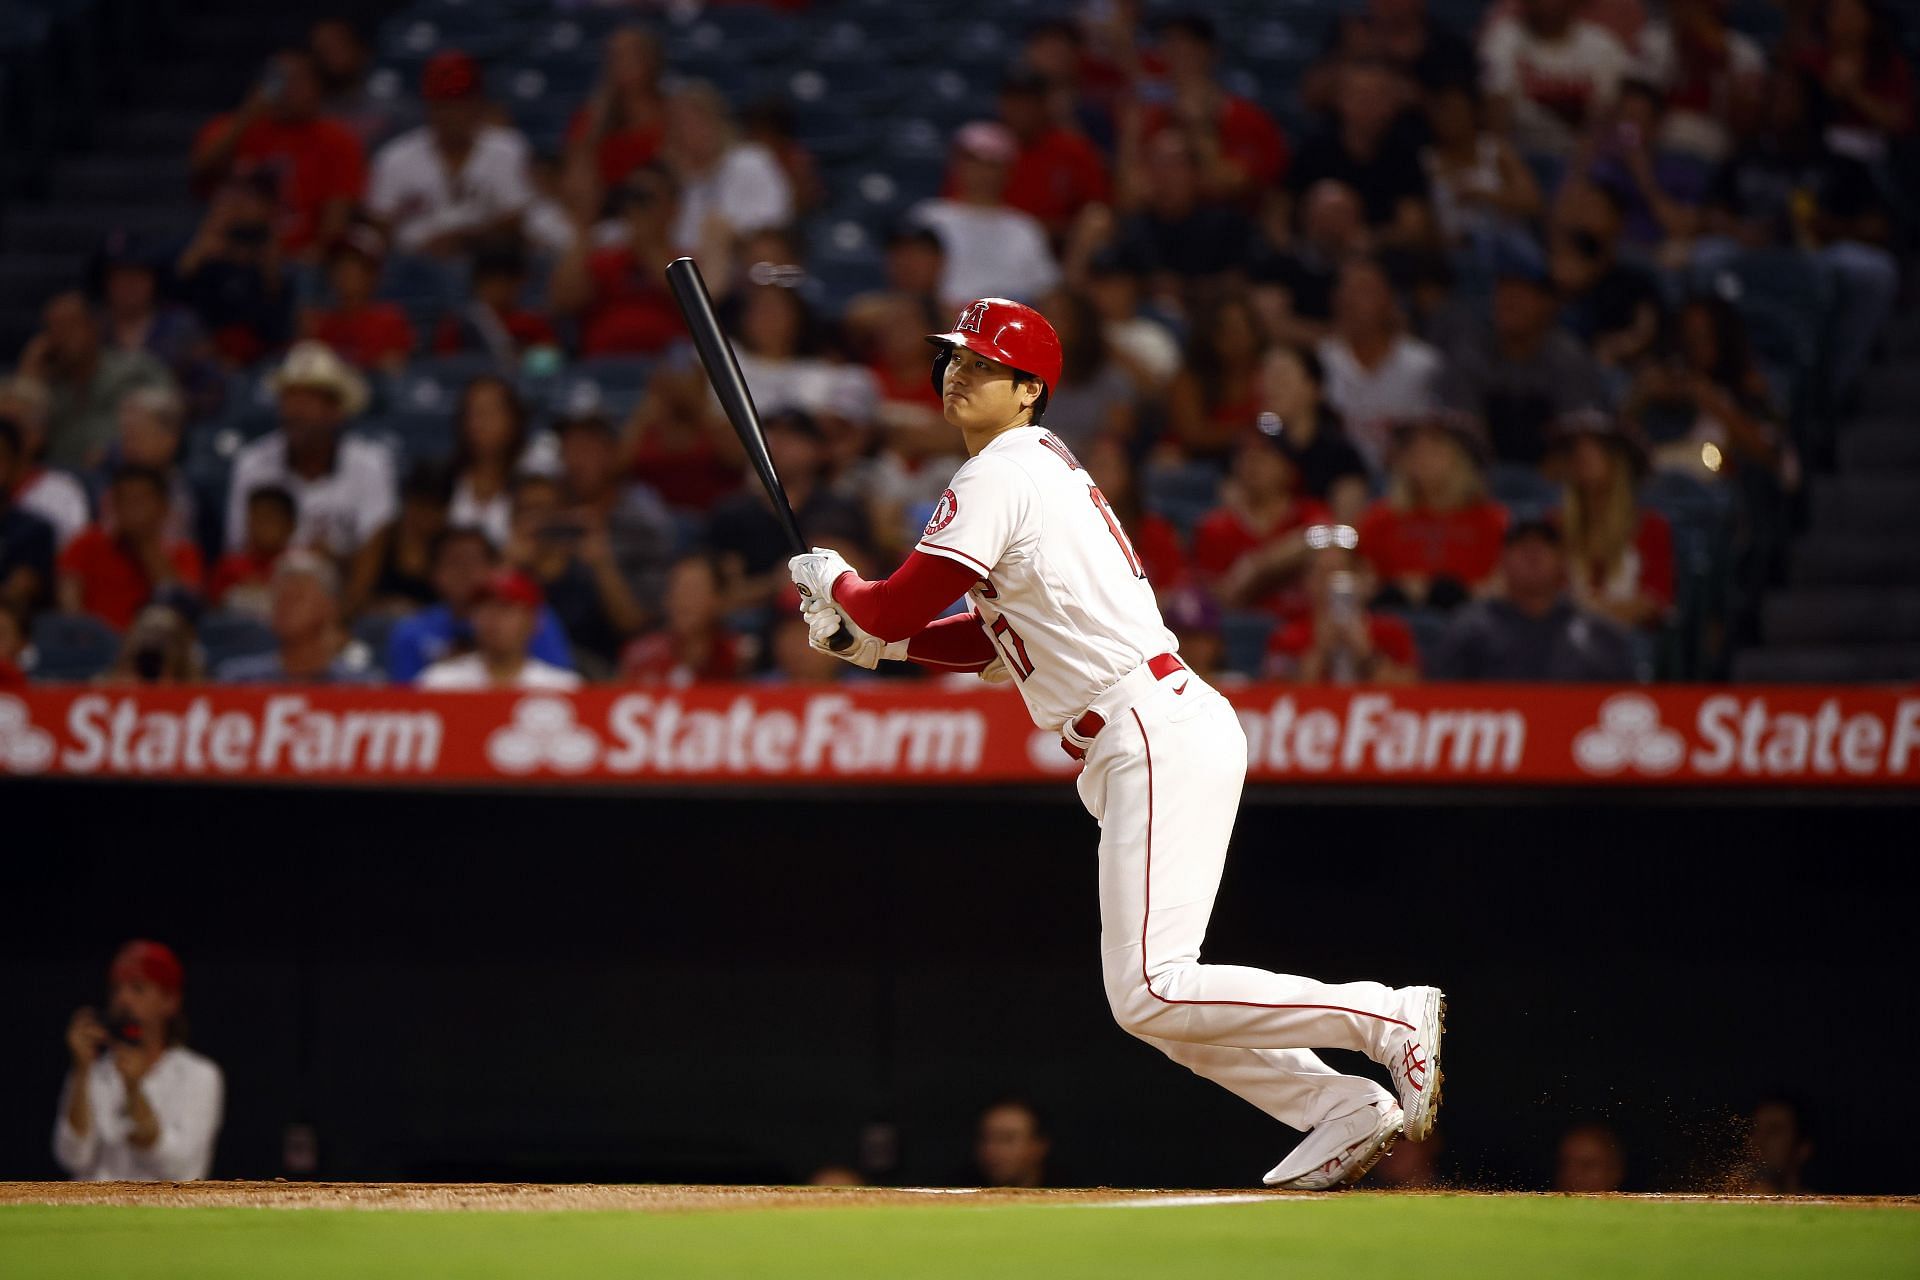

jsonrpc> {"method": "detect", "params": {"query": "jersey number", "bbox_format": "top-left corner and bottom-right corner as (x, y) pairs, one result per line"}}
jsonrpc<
(989, 615), (1036, 681)
(1089, 487), (1146, 579)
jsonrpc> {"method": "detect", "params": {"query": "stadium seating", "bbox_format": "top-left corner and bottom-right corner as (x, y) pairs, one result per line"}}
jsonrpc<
(28, 612), (118, 681)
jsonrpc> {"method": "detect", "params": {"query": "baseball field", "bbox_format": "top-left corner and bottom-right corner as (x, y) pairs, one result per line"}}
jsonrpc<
(1, 1183), (1914, 1279)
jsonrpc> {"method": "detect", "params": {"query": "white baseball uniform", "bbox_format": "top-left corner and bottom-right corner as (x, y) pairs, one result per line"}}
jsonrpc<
(915, 425), (1418, 1136)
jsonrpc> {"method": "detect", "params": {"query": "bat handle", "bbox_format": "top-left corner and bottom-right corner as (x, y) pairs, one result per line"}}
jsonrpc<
(827, 623), (857, 655)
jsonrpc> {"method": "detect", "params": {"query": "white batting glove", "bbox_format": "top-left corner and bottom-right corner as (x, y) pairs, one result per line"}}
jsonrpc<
(801, 595), (906, 670)
(789, 546), (855, 605)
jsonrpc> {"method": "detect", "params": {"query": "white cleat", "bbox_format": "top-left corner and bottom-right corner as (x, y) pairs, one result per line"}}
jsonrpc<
(1263, 1099), (1404, 1191)
(1383, 986), (1446, 1142)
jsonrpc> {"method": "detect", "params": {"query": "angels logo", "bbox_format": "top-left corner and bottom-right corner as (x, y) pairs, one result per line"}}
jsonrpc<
(954, 301), (988, 334)
(923, 488), (958, 538)
(487, 697), (600, 774)
(0, 695), (55, 774)
(1573, 693), (1685, 776)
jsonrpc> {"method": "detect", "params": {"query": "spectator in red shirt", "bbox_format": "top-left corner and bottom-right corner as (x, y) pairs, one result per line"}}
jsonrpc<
(301, 224), (415, 374)
(190, 49), (366, 259)
(563, 27), (668, 216)
(551, 163), (686, 357)
(619, 552), (743, 684)
(1550, 410), (1674, 631)
(1140, 14), (1290, 203)
(57, 467), (205, 631)
(208, 485), (297, 616)
(1269, 527), (1420, 684)
(1192, 425), (1332, 614)
(997, 68), (1111, 239)
(432, 236), (559, 363)
(1085, 434), (1188, 592)
(1359, 412), (1509, 611)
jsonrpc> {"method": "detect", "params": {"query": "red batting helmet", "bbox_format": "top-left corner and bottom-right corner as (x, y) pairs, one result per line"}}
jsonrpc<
(926, 298), (1064, 404)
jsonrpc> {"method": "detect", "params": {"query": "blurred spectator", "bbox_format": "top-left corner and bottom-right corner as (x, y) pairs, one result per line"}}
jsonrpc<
(555, 411), (676, 618)
(1309, 0), (1478, 108)
(1168, 294), (1267, 459)
(1740, 1096), (1815, 1195)
(998, 69), (1111, 238)
(1, 379), (89, 550)
(664, 81), (794, 258)
(1580, 80), (1708, 253)
(1359, 413), (1508, 610)
(432, 236), (559, 363)
(1031, 289), (1136, 453)
(1193, 430), (1329, 612)
(503, 472), (646, 675)
(972, 1097), (1052, 1189)
(216, 550), (375, 683)
(367, 51), (537, 259)
(90, 231), (217, 417)
(104, 601), (201, 684)
(1108, 128), (1258, 288)
(104, 387), (194, 547)
(344, 461), (452, 619)
(209, 485), (296, 615)
(1317, 256), (1443, 471)
(1484, 0), (1648, 48)
(1138, 14), (1289, 203)
(55, 941), (222, 1182)
(1440, 246), (1610, 465)
(1635, 0), (1767, 164)
(1373, 1134), (1443, 1188)
(16, 292), (172, 471)
(1429, 518), (1637, 679)
(308, 19), (388, 148)
(551, 163), (687, 357)
(449, 376), (534, 549)
(1269, 530), (1420, 684)
(710, 410), (869, 611)
(190, 49), (365, 258)
(0, 602), (25, 688)
(726, 284), (839, 419)
(807, 1164), (865, 1187)
(1083, 252), (1181, 395)
(1480, 0), (1635, 160)
(767, 609), (844, 683)
(1254, 344), (1370, 523)
(1792, 0), (1913, 157)
(1249, 180), (1369, 348)
(624, 360), (747, 512)
(1085, 435), (1187, 590)
(226, 343), (396, 559)
(57, 467), (203, 632)
(300, 224), (416, 373)
(846, 225), (948, 347)
(912, 121), (1060, 309)
(419, 567), (581, 690)
(1549, 183), (1665, 372)
(1161, 586), (1227, 683)
(385, 527), (572, 683)
(1625, 296), (1786, 485)
(1422, 83), (1544, 250)
(1287, 60), (1431, 244)
(619, 553), (744, 684)
(743, 100), (826, 219)
(564, 28), (667, 207)
(1554, 1122), (1627, 1192)
(174, 169), (294, 368)
(0, 417), (58, 613)
(1551, 411), (1673, 630)
(857, 290), (950, 441)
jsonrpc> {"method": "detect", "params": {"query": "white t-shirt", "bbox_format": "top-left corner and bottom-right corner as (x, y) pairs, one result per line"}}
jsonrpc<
(1316, 335), (1443, 473)
(913, 426), (1175, 732)
(16, 467), (90, 548)
(418, 653), (582, 690)
(367, 125), (536, 254)
(449, 476), (512, 550)
(909, 199), (1061, 310)
(1480, 17), (1635, 157)
(53, 1046), (224, 1182)
(1635, 23), (1765, 162)
(226, 432), (398, 557)
(671, 143), (794, 254)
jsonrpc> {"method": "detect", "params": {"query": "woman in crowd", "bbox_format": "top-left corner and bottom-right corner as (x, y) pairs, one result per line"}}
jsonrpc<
(1422, 82), (1542, 252)
(447, 376), (534, 549)
(1192, 427), (1331, 615)
(343, 460), (453, 619)
(1357, 411), (1508, 610)
(1032, 288), (1137, 454)
(565, 26), (667, 216)
(619, 552), (744, 683)
(1317, 256), (1443, 472)
(1551, 410), (1675, 631)
(1167, 293), (1267, 459)
(1625, 295), (1789, 486)
(1255, 343), (1371, 524)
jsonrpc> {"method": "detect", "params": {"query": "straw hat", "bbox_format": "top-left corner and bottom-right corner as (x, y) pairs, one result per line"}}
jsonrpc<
(269, 341), (369, 418)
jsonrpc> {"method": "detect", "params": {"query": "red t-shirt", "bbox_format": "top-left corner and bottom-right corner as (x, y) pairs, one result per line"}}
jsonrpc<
(1005, 127), (1111, 231)
(869, 360), (946, 415)
(582, 248), (686, 356)
(1357, 499), (1508, 587)
(209, 549), (282, 606)
(432, 307), (559, 356)
(1268, 612), (1419, 676)
(59, 527), (206, 631)
(1191, 499), (1333, 582)
(1574, 509), (1675, 608)
(195, 115), (367, 252)
(619, 628), (741, 683)
(310, 304), (416, 368)
(0, 658), (24, 690)
(1132, 511), (1189, 591)
(568, 109), (665, 190)
(1142, 94), (1290, 191)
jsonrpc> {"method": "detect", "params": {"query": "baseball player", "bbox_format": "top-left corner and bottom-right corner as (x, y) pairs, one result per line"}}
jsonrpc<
(788, 298), (1444, 1190)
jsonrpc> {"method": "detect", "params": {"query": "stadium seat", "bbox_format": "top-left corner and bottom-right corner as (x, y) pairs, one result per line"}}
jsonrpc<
(1488, 463), (1560, 520)
(197, 610), (277, 669)
(1221, 610), (1275, 678)
(28, 612), (119, 682)
(1143, 460), (1224, 538)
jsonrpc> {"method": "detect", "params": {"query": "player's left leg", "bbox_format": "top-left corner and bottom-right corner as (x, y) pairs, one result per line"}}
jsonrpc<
(1129, 1035), (1392, 1135)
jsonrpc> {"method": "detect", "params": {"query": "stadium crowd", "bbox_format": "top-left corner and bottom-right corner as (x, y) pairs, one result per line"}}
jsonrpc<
(1, 0), (1912, 690)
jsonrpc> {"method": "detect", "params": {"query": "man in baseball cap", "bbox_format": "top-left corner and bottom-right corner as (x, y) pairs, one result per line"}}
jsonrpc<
(418, 566), (582, 690)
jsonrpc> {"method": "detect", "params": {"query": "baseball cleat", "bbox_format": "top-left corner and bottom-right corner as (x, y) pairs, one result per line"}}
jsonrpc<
(1384, 986), (1445, 1142)
(1263, 1099), (1404, 1191)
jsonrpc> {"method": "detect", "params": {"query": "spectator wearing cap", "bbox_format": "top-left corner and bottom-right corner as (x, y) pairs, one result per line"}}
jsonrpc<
(92, 232), (218, 415)
(191, 48), (366, 258)
(620, 552), (745, 684)
(0, 417), (58, 615)
(344, 461), (453, 619)
(226, 342), (397, 560)
(216, 549), (377, 683)
(209, 485), (297, 615)
(366, 50), (537, 259)
(1268, 529), (1420, 684)
(564, 27), (668, 207)
(1358, 413), (1509, 611)
(1030, 289), (1137, 454)
(710, 410), (871, 613)
(1480, 0), (1635, 161)
(1429, 517), (1637, 679)
(298, 224), (416, 373)
(663, 81), (794, 260)
(997, 68), (1112, 238)
(432, 236), (559, 363)
(1439, 243), (1610, 466)
(910, 121), (1061, 310)
(1551, 411), (1674, 631)
(1255, 344), (1371, 523)
(1286, 60), (1431, 245)
(1, 378), (90, 551)
(56, 940), (223, 1182)
(16, 292), (173, 472)
(1138, 15), (1290, 204)
(1168, 294), (1269, 460)
(503, 471), (646, 674)
(420, 567), (581, 690)
(551, 162), (687, 357)
(386, 526), (573, 683)
(57, 466), (204, 632)
(1193, 427), (1332, 614)
(1317, 256), (1444, 472)
(174, 168), (295, 368)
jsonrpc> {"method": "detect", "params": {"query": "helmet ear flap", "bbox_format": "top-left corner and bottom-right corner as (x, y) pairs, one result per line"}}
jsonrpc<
(929, 345), (953, 399)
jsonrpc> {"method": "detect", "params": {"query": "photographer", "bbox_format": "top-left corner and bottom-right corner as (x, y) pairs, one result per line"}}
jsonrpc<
(54, 941), (223, 1182)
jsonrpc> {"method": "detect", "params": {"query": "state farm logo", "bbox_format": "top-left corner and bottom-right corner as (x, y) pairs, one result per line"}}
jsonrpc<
(0, 695), (55, 774)
(487, 697), (600, 774)
(924, 489), (957, 538)
(1573, 693), (1685, 776)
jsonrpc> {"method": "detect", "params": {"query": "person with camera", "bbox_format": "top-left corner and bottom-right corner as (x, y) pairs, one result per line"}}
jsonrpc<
(55, 940), (223, 1182)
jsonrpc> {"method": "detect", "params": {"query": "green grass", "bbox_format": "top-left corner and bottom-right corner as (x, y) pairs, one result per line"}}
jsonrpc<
(3, 1195), (1916, 1279)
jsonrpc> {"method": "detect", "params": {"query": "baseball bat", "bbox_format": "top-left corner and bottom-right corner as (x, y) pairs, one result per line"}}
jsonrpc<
(664, 256), (854, 653)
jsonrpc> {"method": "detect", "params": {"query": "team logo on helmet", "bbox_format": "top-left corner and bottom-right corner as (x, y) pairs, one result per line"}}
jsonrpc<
(954, 301), (988, 334)
(924, 488), (958, 537)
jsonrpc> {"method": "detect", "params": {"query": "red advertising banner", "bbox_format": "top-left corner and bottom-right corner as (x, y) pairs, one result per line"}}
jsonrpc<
(2, 684), (1919, 788)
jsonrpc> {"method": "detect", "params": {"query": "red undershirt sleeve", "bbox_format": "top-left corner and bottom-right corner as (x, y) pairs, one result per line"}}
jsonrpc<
(830, 549), (983, 642)
(903, 612), (999, 672)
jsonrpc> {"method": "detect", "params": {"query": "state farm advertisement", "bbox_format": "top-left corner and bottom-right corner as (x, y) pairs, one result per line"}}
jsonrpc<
(2, 685), (1919, 788)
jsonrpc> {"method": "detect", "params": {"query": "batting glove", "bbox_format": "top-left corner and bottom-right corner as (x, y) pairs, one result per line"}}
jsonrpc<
(801, 595), (905, 670)
(789, 547), (855, 605)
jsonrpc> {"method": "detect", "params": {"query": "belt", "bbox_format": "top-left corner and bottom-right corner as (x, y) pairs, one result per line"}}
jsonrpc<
(1061, 652), (1186, 762)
